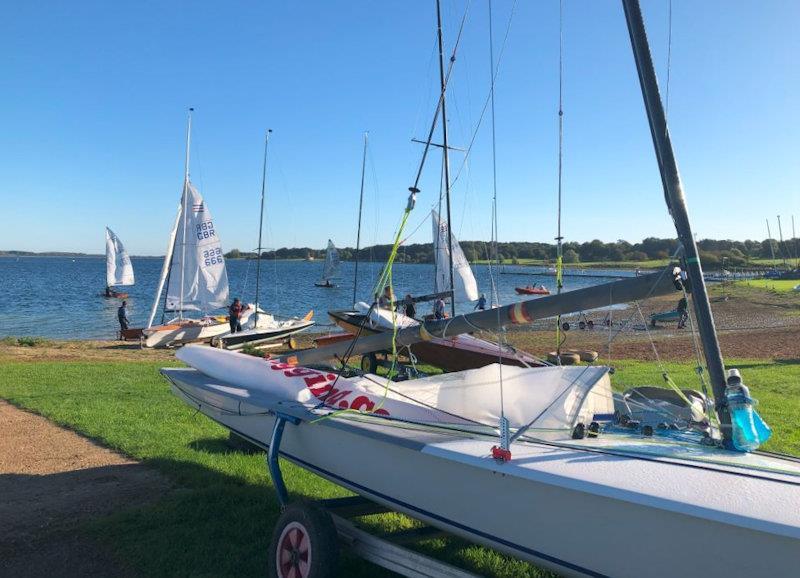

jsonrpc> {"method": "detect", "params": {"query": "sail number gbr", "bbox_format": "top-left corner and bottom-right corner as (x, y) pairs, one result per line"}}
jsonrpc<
(195, 220), (217, 240)
(203, 247), (224, 267)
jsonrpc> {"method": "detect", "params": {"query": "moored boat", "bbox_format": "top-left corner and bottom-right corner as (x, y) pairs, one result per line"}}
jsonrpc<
(515, 285), (550, 295)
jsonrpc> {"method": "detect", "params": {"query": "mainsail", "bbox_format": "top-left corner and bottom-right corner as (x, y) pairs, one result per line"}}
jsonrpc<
(105, 227), (134, 287)
(322, 239), (340, 281)
(432, 210), (479, 302)
(165, 182), (229, 312)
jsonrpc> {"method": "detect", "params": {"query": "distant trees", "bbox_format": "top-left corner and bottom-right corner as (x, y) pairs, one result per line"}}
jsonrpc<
(223, 236), (796, 269)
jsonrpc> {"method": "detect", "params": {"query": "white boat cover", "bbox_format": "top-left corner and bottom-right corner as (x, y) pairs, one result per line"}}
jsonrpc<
(166, 182), (230, 312)
(105, 227), (134, 287)
(322, 239), (340, 281)
(176, 346), (612, 433)
(432, 210), (479, 303)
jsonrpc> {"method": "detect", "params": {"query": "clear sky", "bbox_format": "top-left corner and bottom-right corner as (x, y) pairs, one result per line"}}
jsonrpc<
(1, 1), (798, 255)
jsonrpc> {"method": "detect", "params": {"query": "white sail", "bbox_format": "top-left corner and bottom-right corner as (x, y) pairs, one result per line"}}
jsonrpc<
(165, 182), (229, 312)
(432, 210), (479, 302)
(322, 239), (340, 280)
(105, 227), (134, 287)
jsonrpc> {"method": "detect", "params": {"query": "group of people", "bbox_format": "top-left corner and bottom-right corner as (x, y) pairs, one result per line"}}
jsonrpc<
(375, 285), (488, 321)
(115, 298), (251, 335)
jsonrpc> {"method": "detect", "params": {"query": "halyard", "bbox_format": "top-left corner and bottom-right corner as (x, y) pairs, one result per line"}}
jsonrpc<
(1, 350), (798, 577)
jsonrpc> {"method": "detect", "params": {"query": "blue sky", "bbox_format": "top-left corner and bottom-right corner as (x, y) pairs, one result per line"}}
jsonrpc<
(1, 1), (798, 255)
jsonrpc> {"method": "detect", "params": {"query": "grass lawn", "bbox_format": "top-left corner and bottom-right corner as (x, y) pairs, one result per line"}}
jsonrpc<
(1, 358), (798, 576)
(734, 279), (799, 293)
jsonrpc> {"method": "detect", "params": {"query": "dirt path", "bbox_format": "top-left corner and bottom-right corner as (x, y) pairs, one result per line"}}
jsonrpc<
(0, 401), (169, 577)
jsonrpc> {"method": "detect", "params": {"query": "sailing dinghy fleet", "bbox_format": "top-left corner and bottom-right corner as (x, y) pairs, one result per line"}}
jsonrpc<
(160, 2), (800, 577)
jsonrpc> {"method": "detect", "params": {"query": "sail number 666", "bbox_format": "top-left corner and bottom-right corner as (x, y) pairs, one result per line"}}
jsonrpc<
(203, 247), (223, 266)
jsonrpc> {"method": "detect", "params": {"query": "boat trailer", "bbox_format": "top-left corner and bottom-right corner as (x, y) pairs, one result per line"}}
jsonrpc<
(263, 410), (479, 578)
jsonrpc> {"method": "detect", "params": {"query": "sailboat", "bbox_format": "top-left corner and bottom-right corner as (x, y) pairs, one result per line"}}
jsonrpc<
(142, 110), (251, 348)
(328, 206), (541, 372)
(161, 2), (799, 577)
(314, 240), (340, 288)
(102, 227), (134, 298)
(215, 130), (315, 350)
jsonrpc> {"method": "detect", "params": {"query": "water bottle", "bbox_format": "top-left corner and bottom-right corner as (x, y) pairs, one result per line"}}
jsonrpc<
(724, 369), (772, 452)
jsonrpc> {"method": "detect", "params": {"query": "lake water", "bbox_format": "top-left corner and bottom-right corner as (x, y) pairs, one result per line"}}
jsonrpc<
(0, 257), (627, 340)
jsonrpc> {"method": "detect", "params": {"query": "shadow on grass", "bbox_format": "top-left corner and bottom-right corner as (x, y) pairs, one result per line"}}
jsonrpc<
(85, 456), (550, 578)
(730, 358), (800, 369)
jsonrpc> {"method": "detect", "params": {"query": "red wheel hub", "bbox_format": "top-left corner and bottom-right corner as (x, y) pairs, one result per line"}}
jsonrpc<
(276, 522), (311, 578)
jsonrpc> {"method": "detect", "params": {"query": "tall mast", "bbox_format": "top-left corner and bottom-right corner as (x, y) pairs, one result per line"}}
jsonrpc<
(353, 132), (368, 306)
(254, 129), (272, 326)
(178, 107), (193, 319)
(793, 215), (798, 268)
(766, 218), (776, 263)
(777, 215), (787, 268)
(435, 0), (456, 318)
(621, 0), (731, 443)
(146, 108), (192, 328)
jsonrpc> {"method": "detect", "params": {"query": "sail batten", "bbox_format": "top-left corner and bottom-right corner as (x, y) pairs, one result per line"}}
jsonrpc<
(105, 227), (134, 287)
(165, 182), (229, 312)
(432, 210), (478, 303)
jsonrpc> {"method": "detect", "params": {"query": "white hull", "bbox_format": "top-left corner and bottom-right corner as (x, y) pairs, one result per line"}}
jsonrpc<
(144, 322), (229, 348)
(164, 367), (800, 578)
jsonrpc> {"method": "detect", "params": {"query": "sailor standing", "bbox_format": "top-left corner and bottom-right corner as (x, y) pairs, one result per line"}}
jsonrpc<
(228, 298), (246, 334)
(117, 300), (130, 332)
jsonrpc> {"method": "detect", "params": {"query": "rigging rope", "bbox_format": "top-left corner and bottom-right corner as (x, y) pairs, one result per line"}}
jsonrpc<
(487, 0), (508, 452)
(448, 0), (518, 189)
(555, 0), (566, 361)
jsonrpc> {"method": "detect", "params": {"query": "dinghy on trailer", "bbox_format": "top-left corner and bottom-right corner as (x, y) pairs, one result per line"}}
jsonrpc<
(164, 344), (800, 578)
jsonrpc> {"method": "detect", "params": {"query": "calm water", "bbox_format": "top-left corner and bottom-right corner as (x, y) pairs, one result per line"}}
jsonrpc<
(0, 257), (624, 340)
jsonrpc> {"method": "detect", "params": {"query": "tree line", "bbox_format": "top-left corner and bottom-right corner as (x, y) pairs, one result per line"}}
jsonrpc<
(224, 237), (798, 268)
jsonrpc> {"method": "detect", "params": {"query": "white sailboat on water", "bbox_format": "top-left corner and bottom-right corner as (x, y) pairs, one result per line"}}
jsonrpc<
(102, 227), (134, 299)
(161, 3), (799, 577)
(314, 240), (340, 288)
(143, 110), (251, 348)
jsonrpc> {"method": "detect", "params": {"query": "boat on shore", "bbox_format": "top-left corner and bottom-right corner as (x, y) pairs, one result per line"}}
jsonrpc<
(329, 303), (542, 372)
(161, 2), (800, 576)
(141, 109), (237, 348)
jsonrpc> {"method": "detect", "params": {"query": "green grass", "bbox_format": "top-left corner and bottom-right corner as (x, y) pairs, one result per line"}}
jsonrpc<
(734, 279), (799, 293)
(1, 359), (798, 576)
(608, 359), (800, 455)
(0, 361), (550, 577)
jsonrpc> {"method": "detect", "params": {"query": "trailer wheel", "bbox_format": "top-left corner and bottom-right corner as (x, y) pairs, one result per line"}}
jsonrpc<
(361, 353), (378, 374)
(287, 337), (298, 350)
(268, 502), (339, 578)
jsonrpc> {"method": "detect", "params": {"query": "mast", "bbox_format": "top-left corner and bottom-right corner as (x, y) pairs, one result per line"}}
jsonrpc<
(435, 0), (456, 318)
(793, 215), (798, 268)
(621, 0), (731, 442)
(254, 129), (272, 326)
(353, 132), (368, 306)
(178, 108), (193, 319)
(777, 215), (787, 268)
(766, 218), (776, 263)
(147, 108), (193, 328)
